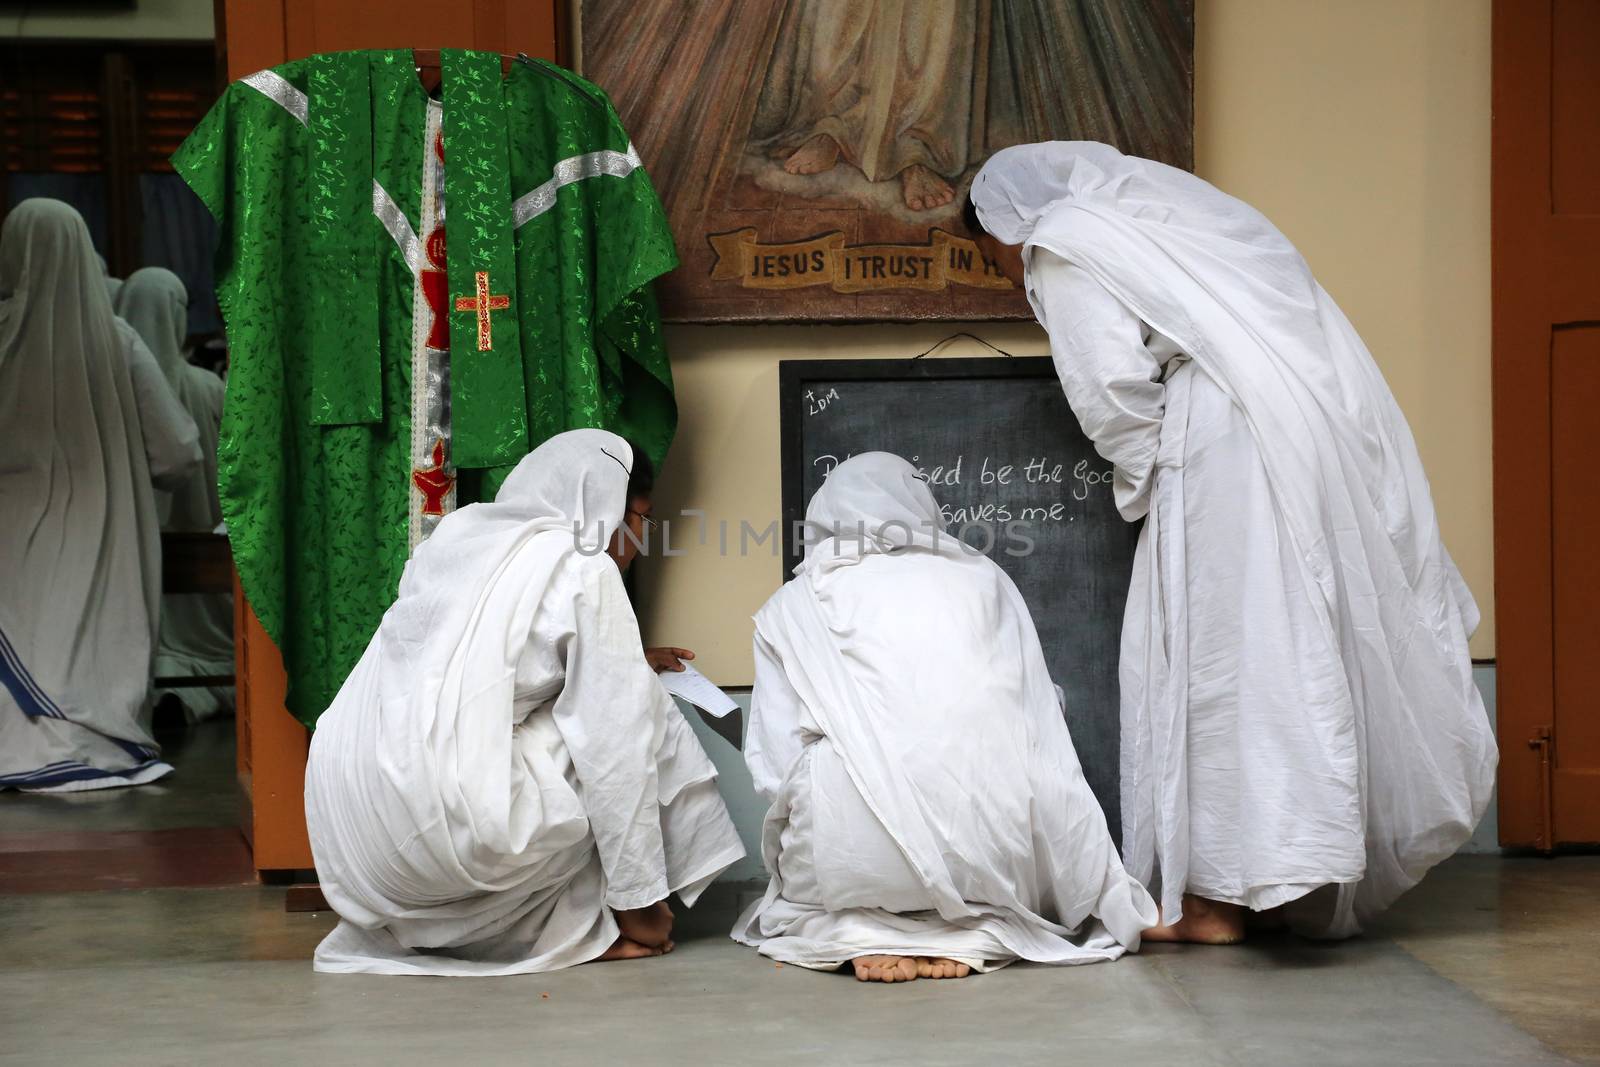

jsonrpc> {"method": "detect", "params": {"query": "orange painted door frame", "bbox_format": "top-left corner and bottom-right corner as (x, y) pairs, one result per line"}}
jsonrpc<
(1491, 0), (1600, 849)
(215, 0), (566, 872)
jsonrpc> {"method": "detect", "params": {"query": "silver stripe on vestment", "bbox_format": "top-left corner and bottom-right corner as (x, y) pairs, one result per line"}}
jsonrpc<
(408, 100), (455, 549)
(240, 69), (308, 126)
(511, 144), (643, 228)
(372, 180), (422, 276)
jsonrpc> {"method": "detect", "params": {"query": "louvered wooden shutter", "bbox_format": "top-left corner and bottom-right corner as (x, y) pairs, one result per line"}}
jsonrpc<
(0, 47), (109, 174)
(131, 47), (217, 173)
(1, 43), (215, 272)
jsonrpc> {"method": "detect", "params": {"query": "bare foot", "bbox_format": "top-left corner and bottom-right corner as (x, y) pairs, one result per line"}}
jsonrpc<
(915, 957), (972, 979)
(900, 164), (955, 211)
(851, 955), (919, 983)
(614, 900), (674, 949)
(1142, 895), (1247, 945)
(783, 134), (841, 175)
(594, 935), (664, 962)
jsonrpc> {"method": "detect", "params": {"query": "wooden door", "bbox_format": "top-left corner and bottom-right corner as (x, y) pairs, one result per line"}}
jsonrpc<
(215, 0), (565, 872)
(1492, 0), (1600, 849)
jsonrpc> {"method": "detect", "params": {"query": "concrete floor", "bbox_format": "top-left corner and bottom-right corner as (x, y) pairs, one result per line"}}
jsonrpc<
(1, 716), (239, 835)
(0, 856), (1594, 1065)
(1, 717), (1594, 1064)
(0, 719), (255, 895)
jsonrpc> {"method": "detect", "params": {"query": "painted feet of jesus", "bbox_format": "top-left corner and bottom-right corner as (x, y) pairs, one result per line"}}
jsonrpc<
(898, 163), (955, 212)
(777, 135), (957, 211)
(781, 133), (841, 175)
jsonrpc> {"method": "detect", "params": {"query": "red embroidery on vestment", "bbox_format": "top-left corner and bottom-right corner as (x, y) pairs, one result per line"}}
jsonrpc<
(453, 270), (510, 352)
(412, 437), (454, 516)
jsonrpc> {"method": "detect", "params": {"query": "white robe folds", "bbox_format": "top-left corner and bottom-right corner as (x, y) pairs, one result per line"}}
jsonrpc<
(735, 453), (1157, 970)
(972, 141), (1497, 937)
(0, 200), (201, 792)
(305, 430), (743, 976)
(116, 268), (233, 721)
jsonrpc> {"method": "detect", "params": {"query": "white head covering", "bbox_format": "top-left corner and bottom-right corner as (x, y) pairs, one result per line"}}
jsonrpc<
(381, 428), (634, 674)
(489, 428), (633, 549)
(1, 199), (121, 377)
(799, 452), (953, 571)
(115, 267), (189, 391)
(970, 140), (1275, 249)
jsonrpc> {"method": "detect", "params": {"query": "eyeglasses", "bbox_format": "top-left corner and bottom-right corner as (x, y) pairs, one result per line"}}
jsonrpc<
(628, 509), (658, 531)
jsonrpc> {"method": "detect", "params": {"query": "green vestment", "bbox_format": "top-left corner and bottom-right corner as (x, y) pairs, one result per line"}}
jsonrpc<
(175, 49), (678, 725)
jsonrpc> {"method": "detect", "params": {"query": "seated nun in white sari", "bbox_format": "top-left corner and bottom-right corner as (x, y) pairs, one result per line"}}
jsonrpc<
(305, 429), (744, 976)
(735, 453), (1157, 982)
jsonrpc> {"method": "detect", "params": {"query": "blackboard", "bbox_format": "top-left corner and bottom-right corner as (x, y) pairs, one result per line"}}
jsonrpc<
(779, 357), (1140, 840)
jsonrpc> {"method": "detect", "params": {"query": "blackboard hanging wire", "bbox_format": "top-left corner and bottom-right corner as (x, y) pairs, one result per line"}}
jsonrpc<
(909, 332), (1017, 360)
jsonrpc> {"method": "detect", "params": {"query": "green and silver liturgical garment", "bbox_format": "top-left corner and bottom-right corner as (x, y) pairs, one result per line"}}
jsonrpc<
(175, 49), (679, 725)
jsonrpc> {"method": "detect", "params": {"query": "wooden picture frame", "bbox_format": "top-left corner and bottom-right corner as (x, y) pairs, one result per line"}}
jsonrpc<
(579, 0), (1194, 324)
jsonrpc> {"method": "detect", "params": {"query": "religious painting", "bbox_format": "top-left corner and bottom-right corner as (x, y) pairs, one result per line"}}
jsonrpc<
(578, 0), (1194, 323)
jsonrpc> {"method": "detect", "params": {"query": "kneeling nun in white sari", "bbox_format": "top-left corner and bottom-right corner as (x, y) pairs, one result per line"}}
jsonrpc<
(735, 452), (1157, 981)
(305, 429), (744, 976)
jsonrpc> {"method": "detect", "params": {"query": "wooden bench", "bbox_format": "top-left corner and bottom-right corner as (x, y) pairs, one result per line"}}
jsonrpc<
(153, 531), (236, 690)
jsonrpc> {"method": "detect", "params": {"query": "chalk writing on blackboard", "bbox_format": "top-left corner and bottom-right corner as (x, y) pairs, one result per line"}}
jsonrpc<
(1071, 460), (1114, 501)
(813, 451), (1112, 522)
(804, 387), (841, 416)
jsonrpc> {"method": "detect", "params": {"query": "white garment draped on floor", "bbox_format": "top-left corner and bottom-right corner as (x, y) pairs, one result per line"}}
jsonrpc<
(305, 429), (744, 976)
(972, 141), (1497, 937)
(116, 268), (234, 721)
(735, 453), (1157, 971)
(0, 200), (201, 792)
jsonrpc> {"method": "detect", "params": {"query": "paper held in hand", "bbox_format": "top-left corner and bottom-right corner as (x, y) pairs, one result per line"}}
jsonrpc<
(657, 663), (740, 719)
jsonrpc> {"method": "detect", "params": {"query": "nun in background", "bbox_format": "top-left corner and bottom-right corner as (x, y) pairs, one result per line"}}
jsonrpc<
(965, 142), (1496, 941)
(97, 252), (123, 305)
(116, 268), (234, 722)
(736, 452), (1157, 982)
(0, 199), (201, 792)
(305, 429), (744, 976)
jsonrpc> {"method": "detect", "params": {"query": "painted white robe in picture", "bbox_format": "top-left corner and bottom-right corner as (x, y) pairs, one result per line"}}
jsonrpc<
(305, 430), (744, 976)
(735, 452), (1157, 970)
(972, 141), (1497, 937)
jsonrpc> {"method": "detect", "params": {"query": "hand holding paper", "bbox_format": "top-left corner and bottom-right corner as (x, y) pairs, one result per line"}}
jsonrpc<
(656, 663), (739, 719)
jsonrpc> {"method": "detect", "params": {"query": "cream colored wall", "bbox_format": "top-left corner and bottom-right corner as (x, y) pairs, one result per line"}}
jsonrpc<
(1195, 0), (1494, 660)
(635, 0), (1496, 681)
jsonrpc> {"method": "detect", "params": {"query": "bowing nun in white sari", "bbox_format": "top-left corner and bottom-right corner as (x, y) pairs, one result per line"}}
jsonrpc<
(116, 268), (234, 721)
(305, 429), (744, 976)
(0, 200), (201, 792)
(969, 142), (1496, 939)
(735, 453), (1156, 980)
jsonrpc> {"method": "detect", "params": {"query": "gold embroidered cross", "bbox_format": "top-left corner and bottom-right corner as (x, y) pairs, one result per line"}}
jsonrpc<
(453, 270), (511, 351)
